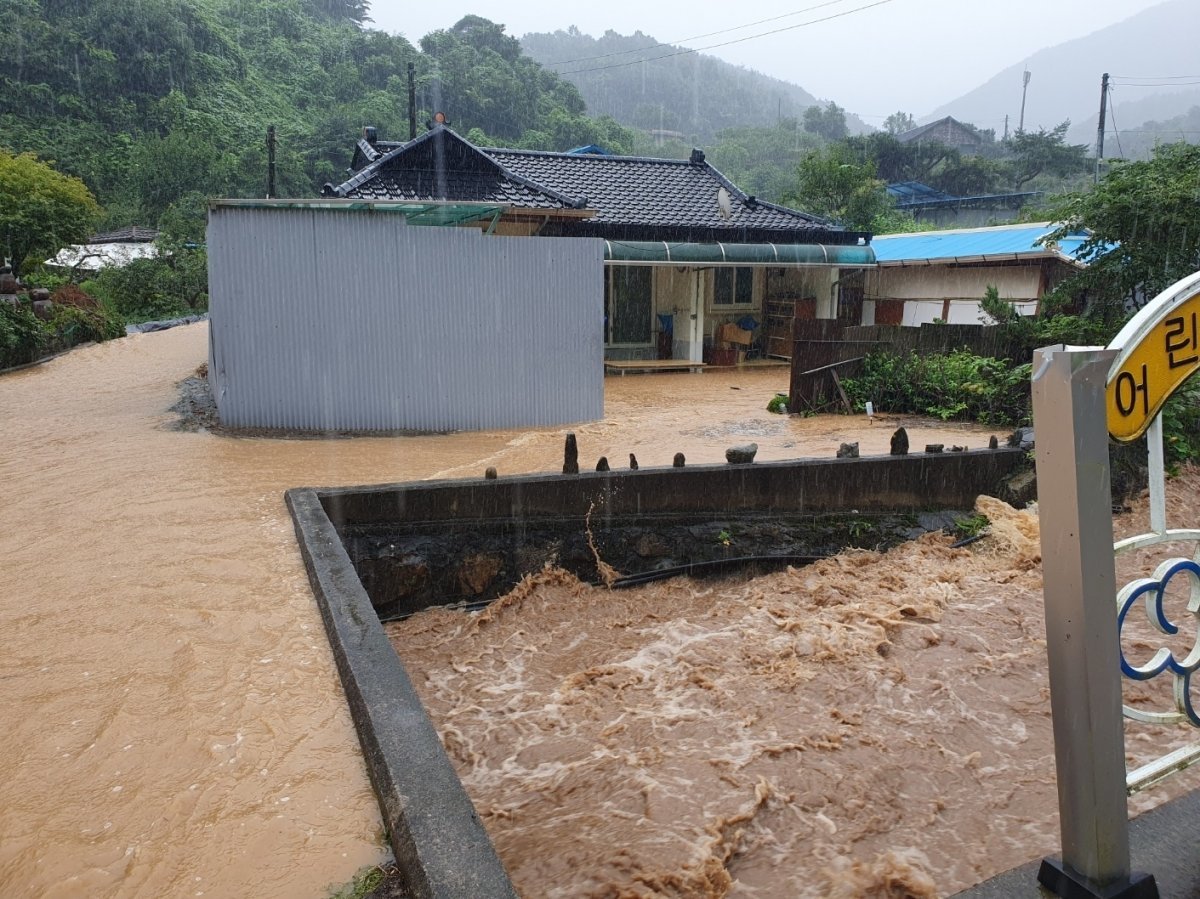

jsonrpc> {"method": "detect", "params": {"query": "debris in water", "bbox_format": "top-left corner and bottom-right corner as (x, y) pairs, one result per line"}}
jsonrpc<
(725, 443), (758, 464)
(836, 442), (859, 459)
(563, 432), (579, 474)
(925, 443), (944, 453)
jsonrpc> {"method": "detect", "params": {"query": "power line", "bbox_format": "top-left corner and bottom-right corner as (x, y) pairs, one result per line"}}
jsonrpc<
(542, 0), (858, 67)
(1104, 130), (1200, 135)
(1111, 74), (1200, 80)
(556, 0), (897, 76)
(1108, 82), (1125, 158)
(1110, 78), (1200, 88)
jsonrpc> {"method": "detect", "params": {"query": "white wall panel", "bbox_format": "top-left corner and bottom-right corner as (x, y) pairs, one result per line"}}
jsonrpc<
(208, 206), (603, 432)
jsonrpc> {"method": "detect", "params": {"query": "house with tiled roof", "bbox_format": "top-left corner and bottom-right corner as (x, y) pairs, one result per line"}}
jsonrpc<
(895, 117), (988, 156)
(45, 226), (160, 272)
(323, 125), (875, 364)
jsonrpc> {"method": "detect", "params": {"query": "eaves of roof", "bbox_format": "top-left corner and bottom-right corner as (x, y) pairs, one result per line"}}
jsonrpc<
(871, 222), (1100, 268)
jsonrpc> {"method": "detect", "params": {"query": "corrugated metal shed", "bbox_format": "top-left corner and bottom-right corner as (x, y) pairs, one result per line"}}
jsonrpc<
(207, 203), (603, 433)
(871, 222), (1095, 266)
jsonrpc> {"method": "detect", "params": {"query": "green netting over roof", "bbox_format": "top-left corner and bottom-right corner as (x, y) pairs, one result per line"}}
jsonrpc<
(209, 199), (506, 228)
(603, 240), (875, 266)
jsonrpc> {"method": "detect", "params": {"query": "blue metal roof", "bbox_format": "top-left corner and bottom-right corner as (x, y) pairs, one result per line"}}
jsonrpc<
(886, 181), (953, 203)
(886, 181), (1041, 210)
(871, 222), (1099, 266)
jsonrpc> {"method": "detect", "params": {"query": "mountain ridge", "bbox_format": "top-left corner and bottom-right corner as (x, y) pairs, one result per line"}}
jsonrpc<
(925, 0), (1200, 145)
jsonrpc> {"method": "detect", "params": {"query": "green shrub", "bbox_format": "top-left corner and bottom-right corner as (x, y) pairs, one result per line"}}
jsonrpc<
(1160, 379), (1200, 469)
(49, 304), (125, 345)
(842, 349), (1032, 426)
(0, 301), (51, 368)
(90, 251), (207, 323)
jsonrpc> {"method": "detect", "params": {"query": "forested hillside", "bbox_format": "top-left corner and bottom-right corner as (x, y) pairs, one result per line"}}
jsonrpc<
(520, 27), (871, 144)
(1, 2), (634, 229)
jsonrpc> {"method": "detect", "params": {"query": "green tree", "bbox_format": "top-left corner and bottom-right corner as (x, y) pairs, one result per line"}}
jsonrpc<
(306, 0), (371, 24)
(1044, 141), (1200, 321)
(802, 101), (849, 142)
(883, 111), (915, 135)
(787, 144), (893, 231)
(0, 149), (100, 277)
(1007, 121), (1090, 188)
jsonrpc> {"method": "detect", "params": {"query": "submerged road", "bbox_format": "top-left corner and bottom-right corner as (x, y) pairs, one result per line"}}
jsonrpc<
(0, 323), (994, 897)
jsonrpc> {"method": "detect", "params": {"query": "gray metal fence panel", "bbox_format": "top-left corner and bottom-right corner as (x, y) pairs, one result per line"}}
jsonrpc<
(207, 206), (603, 432)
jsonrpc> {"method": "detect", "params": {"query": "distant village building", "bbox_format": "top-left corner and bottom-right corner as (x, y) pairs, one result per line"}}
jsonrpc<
(895, 116), (988, 155)
(46, 226), (159, 272)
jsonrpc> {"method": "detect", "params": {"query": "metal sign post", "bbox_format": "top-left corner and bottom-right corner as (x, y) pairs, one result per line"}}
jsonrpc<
(1033, 346), (1159, 899)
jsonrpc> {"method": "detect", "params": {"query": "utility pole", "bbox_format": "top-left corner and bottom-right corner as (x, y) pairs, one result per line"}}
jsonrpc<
(1003, 114), (1009, 142)
(407, 62), (417, 140)
(1018, 69), (1031, 133)
(1095, 72), (1110, 184)
(266, 125), (276, 199)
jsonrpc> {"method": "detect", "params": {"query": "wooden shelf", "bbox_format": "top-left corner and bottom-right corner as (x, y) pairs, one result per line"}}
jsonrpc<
(764, 298), (801, 360)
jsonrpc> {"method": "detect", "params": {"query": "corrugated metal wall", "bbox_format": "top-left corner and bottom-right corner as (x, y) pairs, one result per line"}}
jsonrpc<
(207, 206), (604, 432)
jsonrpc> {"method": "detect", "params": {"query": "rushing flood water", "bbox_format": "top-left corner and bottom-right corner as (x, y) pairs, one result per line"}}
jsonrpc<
(0, 322), (997, 898)
(387, 492), (1200, 898)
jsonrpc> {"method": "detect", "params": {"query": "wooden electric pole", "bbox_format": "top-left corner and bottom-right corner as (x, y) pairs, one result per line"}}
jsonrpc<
(1018, 70), (1031, 133)
(1096, 72), (1110, 184)
(266, 125), (277, 199)
(408, 62), (417, 140)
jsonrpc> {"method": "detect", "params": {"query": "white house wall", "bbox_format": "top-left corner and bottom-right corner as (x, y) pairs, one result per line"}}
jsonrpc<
(868, 264), (1041, 326)
(867, 265), (1040, 302)
(207, 206), (603, 432)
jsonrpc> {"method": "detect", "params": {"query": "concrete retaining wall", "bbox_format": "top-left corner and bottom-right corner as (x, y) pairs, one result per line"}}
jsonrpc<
(319, 448), (1025, 529)
(288, 448), (1026, 897)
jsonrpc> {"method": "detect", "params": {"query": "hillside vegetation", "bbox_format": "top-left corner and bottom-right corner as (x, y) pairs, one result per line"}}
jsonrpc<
(1, 2), (635, 228)
(520, 27), (871, 143)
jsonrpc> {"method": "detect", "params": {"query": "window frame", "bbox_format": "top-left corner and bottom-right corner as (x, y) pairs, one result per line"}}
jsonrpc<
(709, 266), (756, 310)
(604, 265), (655, 347)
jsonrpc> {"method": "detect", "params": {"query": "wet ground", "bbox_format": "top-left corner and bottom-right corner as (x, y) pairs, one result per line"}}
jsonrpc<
(0, 322), (998, 898)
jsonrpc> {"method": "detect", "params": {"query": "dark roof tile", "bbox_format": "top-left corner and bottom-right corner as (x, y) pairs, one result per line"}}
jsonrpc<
(328, 126), (856, 241)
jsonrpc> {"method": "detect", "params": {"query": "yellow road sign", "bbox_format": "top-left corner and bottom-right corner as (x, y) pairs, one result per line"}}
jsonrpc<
(1107, 274), (1200, 442)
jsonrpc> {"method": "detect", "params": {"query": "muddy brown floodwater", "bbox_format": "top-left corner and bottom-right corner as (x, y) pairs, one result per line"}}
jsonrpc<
(0, 322), (996, 898)
(388, 488), (1200, 898)
(10, 323), (1191, 899)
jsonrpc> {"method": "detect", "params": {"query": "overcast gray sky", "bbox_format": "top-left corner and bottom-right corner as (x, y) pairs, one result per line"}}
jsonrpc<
(366, 0), (1166, 121)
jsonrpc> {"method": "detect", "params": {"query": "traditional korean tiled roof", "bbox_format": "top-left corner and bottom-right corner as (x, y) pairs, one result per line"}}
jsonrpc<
(88, 226), (159, 244)
(895, 116), (985, 148)
(324, 126), (866, 244)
